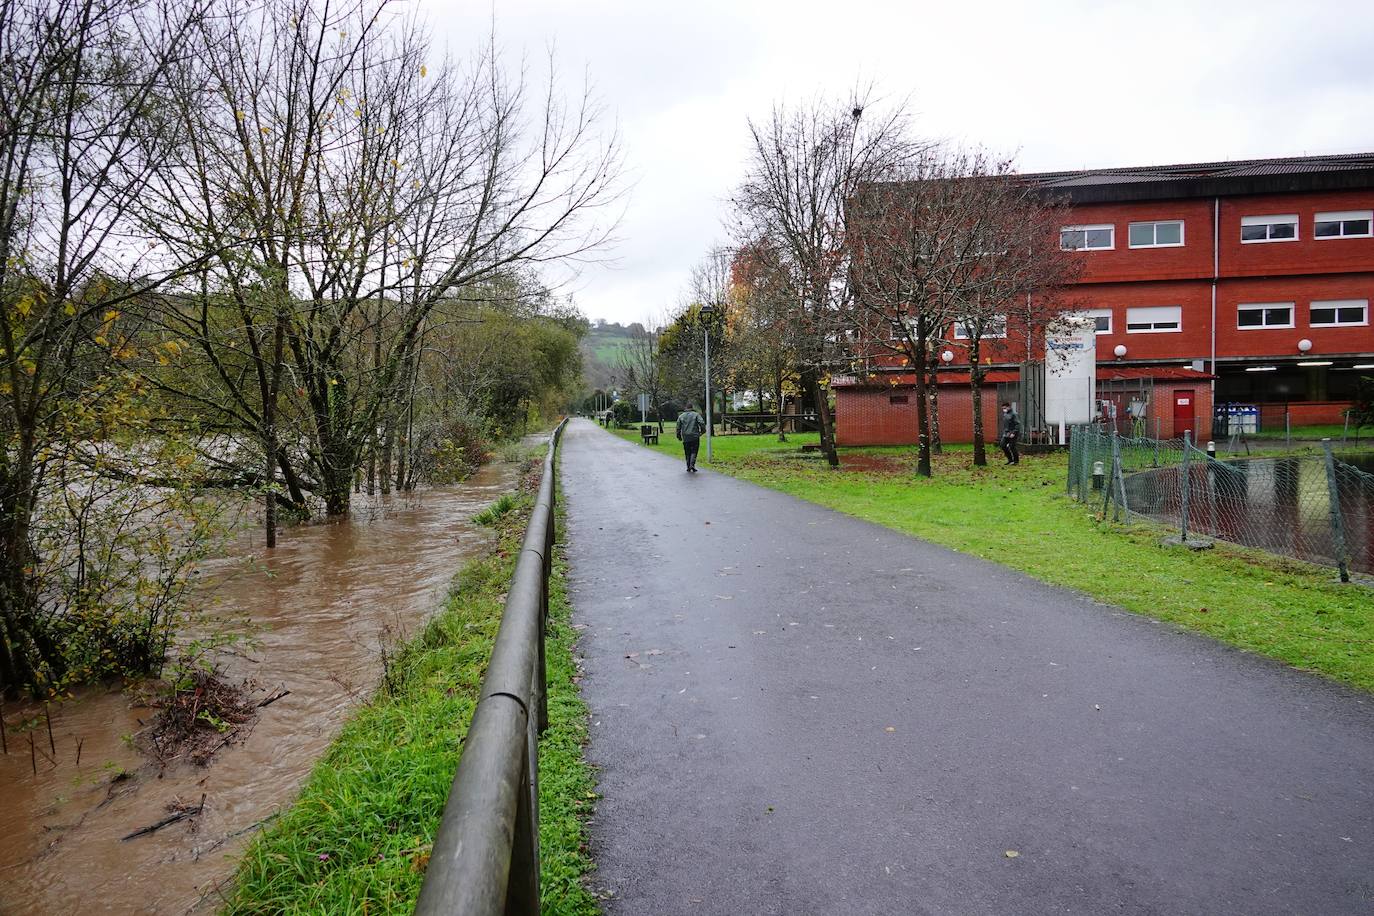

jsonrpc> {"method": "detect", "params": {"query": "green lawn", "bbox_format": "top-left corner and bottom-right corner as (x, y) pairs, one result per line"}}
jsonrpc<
(1248, 423), (1368, 441)
(223, 489), (596, 915)
(612, 425), (1374, 692)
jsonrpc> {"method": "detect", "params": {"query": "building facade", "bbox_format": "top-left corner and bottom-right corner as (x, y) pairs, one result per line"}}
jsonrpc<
(833, 153), (1374, 446)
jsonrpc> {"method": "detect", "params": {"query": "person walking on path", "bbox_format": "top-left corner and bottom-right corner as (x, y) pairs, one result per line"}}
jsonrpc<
(676, 403), (705, 472)
(999, 402), (1020, 465)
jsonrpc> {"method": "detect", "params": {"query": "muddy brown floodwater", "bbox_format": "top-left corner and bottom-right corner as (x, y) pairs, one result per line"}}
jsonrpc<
(0, 457), (522, 914)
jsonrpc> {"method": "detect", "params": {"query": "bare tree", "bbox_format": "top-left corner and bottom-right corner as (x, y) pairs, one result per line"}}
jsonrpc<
(948, 162), (1081, 465)
(616, 320), (667, 432)
(729, 240), (801, 440)
(848, 148), (988, 476)
(141, 0), (623, 526)
(733, 90), (920, 468)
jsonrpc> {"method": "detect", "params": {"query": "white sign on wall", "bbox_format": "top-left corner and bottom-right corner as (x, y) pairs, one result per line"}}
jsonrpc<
(1043, 314), (1096, 432)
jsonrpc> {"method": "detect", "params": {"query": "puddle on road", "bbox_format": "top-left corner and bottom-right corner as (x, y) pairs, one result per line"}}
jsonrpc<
(0, 458), (521, 914)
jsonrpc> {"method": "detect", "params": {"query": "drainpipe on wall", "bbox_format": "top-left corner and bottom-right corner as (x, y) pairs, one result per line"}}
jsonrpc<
(1210, 197), (1220, 413)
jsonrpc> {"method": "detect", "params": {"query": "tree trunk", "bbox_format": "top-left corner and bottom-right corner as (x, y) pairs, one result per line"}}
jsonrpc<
(264, 317), (286, 548)
(380, 420), (393, 496)
(928, 356), (943, 455)
(802, 368), (839, 467)
(914, 316), (932, 477)
(775, 375), (787, 442)
(970, 334), (987, 467)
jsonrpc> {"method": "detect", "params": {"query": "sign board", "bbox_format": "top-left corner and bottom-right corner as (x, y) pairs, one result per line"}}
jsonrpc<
(637, 393), (650, 421)
(1043, 314), (1096, 429)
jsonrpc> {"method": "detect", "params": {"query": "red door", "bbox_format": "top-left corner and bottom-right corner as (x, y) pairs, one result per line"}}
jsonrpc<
(1173, 390), (1196, 439)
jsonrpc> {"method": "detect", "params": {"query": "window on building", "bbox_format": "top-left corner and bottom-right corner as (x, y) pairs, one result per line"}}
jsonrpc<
(1087, 308), (1113, 334)
(951, 315), (1007, 339)
(889, 395), (909, 405)
(1310, 299), (1369, 327)
(1314, 211), (1373, 239)
(1059, 225), (1114, 251)
(1125, 305), (1182, 333)
(1128, 220), (1184, 248)
(1237, 302), (1295, 329)
(1240, 214), (1298, 243)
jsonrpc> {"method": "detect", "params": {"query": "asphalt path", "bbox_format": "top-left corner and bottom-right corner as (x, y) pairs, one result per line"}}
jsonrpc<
(561, 419), (1374, 915)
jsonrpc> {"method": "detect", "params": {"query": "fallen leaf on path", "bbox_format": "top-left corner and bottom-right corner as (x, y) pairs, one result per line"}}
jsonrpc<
(625, 652), (639, 658)
(884, 726), (896, 733)
(1005, 850), (1020, 858)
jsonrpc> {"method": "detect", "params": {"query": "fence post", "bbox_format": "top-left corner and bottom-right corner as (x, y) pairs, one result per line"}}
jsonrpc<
(1180, 431), (1192, 542)
(506, 740), (541, 914)
(1067, 425), (1076, 496)
(1110, 429), (1128, 521)
(1081, 427), (1093, 502)
(1321, 439), (1351, 583)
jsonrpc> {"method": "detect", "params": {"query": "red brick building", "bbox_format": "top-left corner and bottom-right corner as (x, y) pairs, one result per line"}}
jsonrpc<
(833, 153), (1374, 446)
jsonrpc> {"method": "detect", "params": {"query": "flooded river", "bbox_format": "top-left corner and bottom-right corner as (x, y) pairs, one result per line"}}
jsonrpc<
(0, 458), (521, 914)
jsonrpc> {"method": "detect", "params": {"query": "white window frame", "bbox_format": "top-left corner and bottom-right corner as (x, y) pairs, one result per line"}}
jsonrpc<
(1313, 210), (1373, 240)
(1060, 224), (1115, 251)
(951, 315), (1007, 340)
(1086, 308), (1113, 334)
(1127, 220), (1185, 249)
(1236, 302), (1296, 330)
(1309, 299), (1369, 327)
(1125, 305), (1182, 334)
(1240, 214), (1299, 244)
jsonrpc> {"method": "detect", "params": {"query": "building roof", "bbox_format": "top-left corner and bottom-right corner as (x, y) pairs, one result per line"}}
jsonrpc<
(1020, 152), (1374, 204)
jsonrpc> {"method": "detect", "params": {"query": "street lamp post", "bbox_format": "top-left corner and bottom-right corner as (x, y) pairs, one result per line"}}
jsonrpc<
(701, 303), (714, 462)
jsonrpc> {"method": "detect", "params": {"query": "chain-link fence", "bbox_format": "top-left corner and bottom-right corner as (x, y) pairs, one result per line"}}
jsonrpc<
(1068, 425), (1374, 581)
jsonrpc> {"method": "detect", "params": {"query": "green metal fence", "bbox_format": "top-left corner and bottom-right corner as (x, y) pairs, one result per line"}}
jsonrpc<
(1068, 425), (1373, 581)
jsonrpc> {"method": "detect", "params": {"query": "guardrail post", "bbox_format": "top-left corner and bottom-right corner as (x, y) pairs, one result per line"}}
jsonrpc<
(1180, 431), (1192, 542)
(504, 736), (540, 915)
(1321, 439), (1351, 583)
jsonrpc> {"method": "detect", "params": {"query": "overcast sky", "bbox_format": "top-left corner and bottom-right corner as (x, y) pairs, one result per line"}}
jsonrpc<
(430, 0), (1374, 327)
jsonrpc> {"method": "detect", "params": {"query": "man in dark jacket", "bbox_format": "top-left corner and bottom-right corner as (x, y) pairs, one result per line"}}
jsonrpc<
(999, 402), (1020, 465)
(676, 404), (705, 472)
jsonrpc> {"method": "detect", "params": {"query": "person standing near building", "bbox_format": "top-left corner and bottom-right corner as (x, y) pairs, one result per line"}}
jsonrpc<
(676, 404), (705, 472)
(999, 402), (1020, 465)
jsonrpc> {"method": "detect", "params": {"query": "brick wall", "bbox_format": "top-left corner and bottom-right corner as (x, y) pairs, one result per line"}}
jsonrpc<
(835, 386), (1002, 446)
(837, 380), (1213, 446)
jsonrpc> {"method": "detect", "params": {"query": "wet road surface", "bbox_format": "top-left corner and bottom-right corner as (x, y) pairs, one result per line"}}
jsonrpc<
(562, 419), (1374, 915)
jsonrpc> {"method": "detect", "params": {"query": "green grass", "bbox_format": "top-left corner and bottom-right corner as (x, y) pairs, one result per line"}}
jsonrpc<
(223, 490), (597, 915)
(1248, 423), (1368, 441)
(612, 426), (1374, 692)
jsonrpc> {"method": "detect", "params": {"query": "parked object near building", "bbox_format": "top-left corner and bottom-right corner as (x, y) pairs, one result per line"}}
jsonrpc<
(836, 153), (1374, 447)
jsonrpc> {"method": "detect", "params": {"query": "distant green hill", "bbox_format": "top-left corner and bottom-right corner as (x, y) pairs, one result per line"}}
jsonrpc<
(580, 321), (645, 389)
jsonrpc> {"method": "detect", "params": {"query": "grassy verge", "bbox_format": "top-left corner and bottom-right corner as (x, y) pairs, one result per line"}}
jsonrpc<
(611, 425), (1374, 692)
(223, 483), (596, 915)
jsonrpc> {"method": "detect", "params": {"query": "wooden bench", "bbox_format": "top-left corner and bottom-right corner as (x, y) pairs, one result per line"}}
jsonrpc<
(640, 424), (659, 445)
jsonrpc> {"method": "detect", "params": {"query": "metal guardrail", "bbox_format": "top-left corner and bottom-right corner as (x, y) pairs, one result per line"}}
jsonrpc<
(415, 418), (568, 916)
